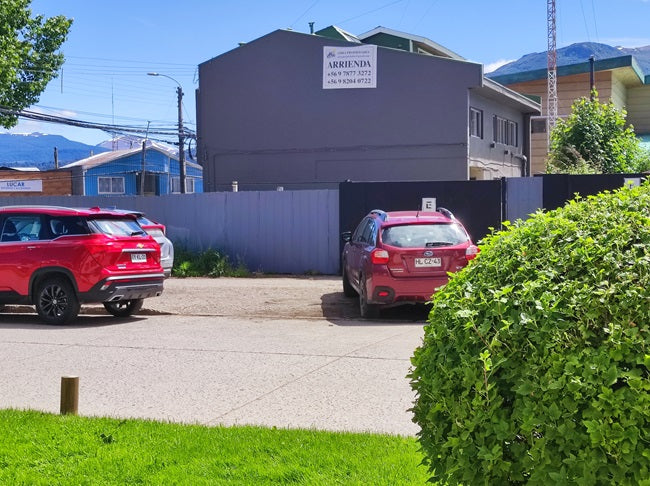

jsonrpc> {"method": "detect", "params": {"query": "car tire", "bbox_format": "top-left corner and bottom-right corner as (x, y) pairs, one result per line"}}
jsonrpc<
(103, 299), (144, 318)
(359, 276), (380, 319)
(342, 265), (358, 297)
(35, 277), (80, 325)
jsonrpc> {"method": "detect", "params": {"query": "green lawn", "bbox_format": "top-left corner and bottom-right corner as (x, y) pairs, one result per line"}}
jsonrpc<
(0, 410), (430, 485)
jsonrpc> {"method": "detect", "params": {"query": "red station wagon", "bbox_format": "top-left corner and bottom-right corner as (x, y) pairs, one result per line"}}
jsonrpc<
(0, 206), (165, 324)
(341, 208), (478, 318)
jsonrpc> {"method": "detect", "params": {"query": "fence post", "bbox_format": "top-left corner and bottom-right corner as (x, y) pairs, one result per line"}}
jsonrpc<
(60, 376), (79, 415)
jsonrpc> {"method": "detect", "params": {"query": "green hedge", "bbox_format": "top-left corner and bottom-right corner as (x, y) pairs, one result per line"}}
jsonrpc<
(410, 181), (650, 484)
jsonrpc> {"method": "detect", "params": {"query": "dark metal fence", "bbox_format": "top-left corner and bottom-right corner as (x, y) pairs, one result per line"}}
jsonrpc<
(540, 173), (646, 211)
(339, 180), (503, 244)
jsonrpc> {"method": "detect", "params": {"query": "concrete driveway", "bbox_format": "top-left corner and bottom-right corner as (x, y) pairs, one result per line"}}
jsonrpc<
(0, 277), (426, 436)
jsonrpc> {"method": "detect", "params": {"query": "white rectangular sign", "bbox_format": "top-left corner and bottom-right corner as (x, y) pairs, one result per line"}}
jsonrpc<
(323, 45), (377, 89)
(421, 198), (436, 211)
(624, 177), (641, 188)
(0, 179), (43, 192)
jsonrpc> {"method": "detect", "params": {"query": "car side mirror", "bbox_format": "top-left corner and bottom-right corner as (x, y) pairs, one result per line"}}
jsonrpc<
(341, 231), (352, 243)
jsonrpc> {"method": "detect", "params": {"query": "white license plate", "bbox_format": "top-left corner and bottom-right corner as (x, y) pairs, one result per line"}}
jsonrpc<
(414, 257), (441, 267)
(131, 253), (147, 263)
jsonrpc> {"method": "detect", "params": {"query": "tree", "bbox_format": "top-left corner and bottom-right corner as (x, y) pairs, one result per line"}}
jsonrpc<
(0, 0), (72, 128)
(547, 91), (650, 174)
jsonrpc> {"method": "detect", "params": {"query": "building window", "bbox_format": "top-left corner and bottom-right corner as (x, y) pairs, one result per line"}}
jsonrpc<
(186, 178), (195, 193)
(531, 117), (547, 134)
(470, 107), (483, 139)
(171, 177), (181, 194)
(172, 177), (196, 194)
(493, 116), (518, 147)
(98, 176), (125, 194)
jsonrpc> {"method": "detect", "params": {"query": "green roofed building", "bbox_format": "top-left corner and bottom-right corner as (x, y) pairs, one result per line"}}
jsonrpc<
(488, 43), (650, 174)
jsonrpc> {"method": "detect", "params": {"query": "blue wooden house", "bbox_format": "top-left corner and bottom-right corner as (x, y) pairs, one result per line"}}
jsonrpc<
(61, 142), (203, 195)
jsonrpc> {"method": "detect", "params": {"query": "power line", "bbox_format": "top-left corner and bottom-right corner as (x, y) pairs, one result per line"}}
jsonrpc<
(0, 106), (195, 144)
(289, 0), (321, 29)
(335, 0), (406, 25)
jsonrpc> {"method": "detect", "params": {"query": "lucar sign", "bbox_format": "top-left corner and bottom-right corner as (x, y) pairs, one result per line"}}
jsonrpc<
(0, 179), (43, 192)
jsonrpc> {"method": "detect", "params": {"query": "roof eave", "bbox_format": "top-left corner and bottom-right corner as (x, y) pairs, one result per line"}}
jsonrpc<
(489, 55), (646, 85)
(478, 77), (542, 113)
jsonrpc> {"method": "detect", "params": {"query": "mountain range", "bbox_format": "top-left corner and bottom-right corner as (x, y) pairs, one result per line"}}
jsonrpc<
(0, 133), (107, 170)
(489, 42), (650, 77)
(0, 133), (189, 170)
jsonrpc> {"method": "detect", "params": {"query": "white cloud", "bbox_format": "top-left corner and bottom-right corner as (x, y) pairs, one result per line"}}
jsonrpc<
(484, 59), (515, 73)
(6, 119), (48, 135)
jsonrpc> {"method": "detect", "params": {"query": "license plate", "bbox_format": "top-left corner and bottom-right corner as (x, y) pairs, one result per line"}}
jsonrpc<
(414, 257), (441, 267)
(131, 253), (147, 263)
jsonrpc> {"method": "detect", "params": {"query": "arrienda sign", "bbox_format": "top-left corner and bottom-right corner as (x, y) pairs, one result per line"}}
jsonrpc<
(0, 179), (43, 192)
(323, 45), (377, 89)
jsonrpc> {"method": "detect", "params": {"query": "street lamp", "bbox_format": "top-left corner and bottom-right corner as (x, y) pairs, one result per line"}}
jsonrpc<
(147, 72), (186, 194)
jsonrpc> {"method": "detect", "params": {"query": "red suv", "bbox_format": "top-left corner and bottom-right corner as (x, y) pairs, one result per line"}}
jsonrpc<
(0, 206), (165, 325)
(341, 208), (478, 317)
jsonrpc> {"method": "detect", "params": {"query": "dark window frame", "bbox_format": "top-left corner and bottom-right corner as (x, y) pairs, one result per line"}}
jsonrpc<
(492, 115), (519, 147)
(470, 107), (483, 139)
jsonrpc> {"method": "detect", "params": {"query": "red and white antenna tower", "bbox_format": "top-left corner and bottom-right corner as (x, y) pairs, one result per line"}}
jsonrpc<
(547, 0), (558, 149)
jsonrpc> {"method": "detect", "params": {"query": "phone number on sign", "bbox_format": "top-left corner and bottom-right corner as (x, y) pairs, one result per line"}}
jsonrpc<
(327, 70), (373, 77)
(326, 78), (373, 85)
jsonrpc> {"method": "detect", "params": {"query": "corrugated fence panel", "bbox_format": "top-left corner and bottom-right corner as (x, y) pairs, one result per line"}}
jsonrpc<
(505, 177), (543, 223)
(0, 190), (340, 275)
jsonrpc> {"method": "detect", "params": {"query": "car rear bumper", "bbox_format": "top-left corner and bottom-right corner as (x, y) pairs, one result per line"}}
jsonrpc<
(367, 273), (449, 305)
(161, 260), (173, 278)
(82, 273), (165, 303)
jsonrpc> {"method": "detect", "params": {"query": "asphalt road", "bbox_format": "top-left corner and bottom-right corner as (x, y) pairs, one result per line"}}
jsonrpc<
(0, 277), (427, 436)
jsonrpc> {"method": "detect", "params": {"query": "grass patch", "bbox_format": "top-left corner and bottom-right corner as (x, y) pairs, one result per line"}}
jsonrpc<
(0, 410), (429, 484)
(172, 248), (250, 278)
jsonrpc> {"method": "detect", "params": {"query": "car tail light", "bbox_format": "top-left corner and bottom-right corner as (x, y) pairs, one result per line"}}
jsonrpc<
(465, 245), (479, 261)
(371, 248), (390, 264)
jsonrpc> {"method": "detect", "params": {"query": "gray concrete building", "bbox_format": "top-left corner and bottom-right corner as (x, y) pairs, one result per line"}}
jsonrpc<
(197, 27), (540, 191)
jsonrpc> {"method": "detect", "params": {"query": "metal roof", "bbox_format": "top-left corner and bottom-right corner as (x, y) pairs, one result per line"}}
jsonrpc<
(489, 55), (647, 86)
(60, 142), (202, 171)
(358, 26), (464, 60)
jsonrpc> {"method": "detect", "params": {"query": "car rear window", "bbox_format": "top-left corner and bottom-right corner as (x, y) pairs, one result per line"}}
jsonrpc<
(89, 217), (146, 237)
(381, 223), (468, 248)
(136, 216), (155, 226)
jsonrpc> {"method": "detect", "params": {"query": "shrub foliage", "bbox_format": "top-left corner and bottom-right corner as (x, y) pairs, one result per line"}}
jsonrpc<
(410, 182), (650, 484)
(172, 248), (249, 278)
(547, 91), (650, 174)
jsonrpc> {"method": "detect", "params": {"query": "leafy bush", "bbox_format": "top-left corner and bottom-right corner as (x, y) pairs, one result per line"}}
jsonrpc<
(172, 248), (249, 278)
(547, 91), (650, 174)
(410, 182), (650, 485)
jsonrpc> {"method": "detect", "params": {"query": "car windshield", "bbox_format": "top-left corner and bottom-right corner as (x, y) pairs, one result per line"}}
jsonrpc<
(381, 223), (468, 248)
(89, 217), (146, 237)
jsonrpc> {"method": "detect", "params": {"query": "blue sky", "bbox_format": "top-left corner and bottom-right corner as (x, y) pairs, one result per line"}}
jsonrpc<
(5, 0), (650, 145)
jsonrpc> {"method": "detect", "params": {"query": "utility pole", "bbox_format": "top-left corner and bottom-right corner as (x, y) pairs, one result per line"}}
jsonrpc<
(177, 86), (186, 193)
(140, 121), (150, 196)
(589, 55), (596, 99)
(147, 72), (186, 194)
